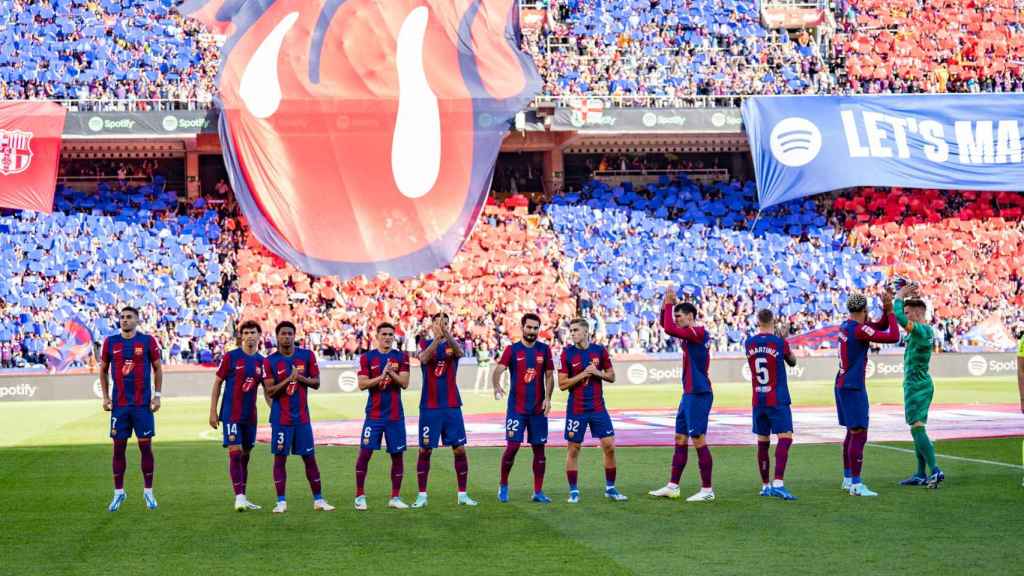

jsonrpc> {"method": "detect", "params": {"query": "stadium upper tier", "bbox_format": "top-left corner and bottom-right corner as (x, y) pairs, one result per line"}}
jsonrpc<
(3, 0), (1021, 109)
(0, 0), (217, 105)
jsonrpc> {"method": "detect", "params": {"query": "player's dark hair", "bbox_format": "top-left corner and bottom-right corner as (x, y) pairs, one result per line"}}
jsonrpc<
(521, 313), (542, 327)
(275, 321), (296, 335)
(757, 309), (774, 325)
(905, 299), (927, 310)
(377, 322), (396, 333)
(569, 318), (590, 330)
(674, 302), (698, 317)
(431, 312), (450, 322)
(239, 320), (262, 334)
(120, 306), (140, 318)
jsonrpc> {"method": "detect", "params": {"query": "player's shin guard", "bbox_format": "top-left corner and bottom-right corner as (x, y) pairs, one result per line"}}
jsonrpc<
(671, 444), (688, 484)
(757, 440), (770, 485)
(454, 452), (469, 492)
(355, 448), (372, 497)
(500, 442), (520, 486)
(139, 440), (154, 489)
(696, 446), (713, 489)
(390, 453), (404, 498)
(229, 450), (244, 496)
(532, 445), (546, 493)
(911, 426), (937, 473)
(273, 455), (288, 499)
(849, 431), (868, 481)
(774, 438), (792, 482)
(566, 469), (578, 491)
(240, 451), (251, 493)
(113, 439), (127, 490)
(604, 466), (617, 488)
(842, 430), (852, 477)
(302, 454), (322, 499)
(416, 450), (431, 492)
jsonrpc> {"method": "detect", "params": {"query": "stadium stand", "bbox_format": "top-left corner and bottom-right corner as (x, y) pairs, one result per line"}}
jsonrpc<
(0, 0), (218, 107)
(525, 0), (830, 106)
(837, 0), (1024, 93)
(0, 183), (235, 368)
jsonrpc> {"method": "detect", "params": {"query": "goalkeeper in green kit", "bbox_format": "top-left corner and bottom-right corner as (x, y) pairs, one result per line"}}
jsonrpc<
(894, 282), (944, 488)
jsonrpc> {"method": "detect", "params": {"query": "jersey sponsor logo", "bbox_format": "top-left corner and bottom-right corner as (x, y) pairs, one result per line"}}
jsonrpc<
(121, 359), (135, 376)
(0, 129), (33, 176)
(242, 376), (257, 392)
(433, 360), (447, 377)
(523, 367), (536, 383)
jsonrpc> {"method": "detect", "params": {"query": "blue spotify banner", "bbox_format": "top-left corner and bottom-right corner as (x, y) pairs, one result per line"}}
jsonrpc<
(741, 94), (1024, 209)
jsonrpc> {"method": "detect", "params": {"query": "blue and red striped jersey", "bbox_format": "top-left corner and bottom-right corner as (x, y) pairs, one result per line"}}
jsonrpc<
(744, 333), (791, 407)
(101, 333), (161, 409)
(359, 349), (410, 421)
(836, 314), (899, 390)
(660, 303), (712, 394)
(499, 341), (554, 415)
(216, 348), (265, 423)
(559, 343), (612, 415)
(263, 348), (319, 425)
(419, 339), (462, 409)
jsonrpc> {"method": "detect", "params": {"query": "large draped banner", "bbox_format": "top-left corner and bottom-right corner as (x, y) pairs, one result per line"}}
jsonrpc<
(181, 0), (541, 279)
(0, 101), (66, 213)
(742, 94), (1024, 209)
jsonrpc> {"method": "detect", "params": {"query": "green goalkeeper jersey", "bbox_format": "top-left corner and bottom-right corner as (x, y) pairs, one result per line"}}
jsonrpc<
(895, 299), (934, 388)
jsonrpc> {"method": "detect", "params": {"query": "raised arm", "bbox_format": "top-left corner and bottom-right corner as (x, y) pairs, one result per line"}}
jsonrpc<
(660, 302), (707, 343)
(855, 313), (900, 344)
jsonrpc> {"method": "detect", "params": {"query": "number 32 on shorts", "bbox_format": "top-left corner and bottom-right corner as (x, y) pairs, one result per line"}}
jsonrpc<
(566, 419), (580, 434)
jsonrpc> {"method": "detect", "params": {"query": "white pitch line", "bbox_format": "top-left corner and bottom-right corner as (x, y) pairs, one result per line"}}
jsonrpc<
(868, 443), (1023, 470)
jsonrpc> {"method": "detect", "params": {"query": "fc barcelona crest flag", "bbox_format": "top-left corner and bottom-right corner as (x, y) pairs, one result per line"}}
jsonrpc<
(0, 102), (66, 213)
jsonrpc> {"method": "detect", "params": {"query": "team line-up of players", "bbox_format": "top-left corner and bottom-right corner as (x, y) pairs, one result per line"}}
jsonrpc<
(99, 283), (943, 512)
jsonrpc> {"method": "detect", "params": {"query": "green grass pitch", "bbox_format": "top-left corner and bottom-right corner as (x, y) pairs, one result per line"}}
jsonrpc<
(1, 377), (1021, 575)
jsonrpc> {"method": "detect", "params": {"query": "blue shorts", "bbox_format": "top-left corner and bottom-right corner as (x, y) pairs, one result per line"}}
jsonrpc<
(564, 410), (615, 444)
(676, 392), (714, 437)
(361, 418), (408, 453)
(836, 387), (869, 429)
(506, 413), (549, 445)
(222, 420), (257, 448)
(419, 408), (467, 449)
(270, 422), (316, 456)
(110, 406), (155, 440)
(752, 405), (793, 436)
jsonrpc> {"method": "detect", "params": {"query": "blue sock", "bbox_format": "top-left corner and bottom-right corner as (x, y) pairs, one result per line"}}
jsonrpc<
(277, 495), (286, 503)
(844, 468), (851, 479)
(852, 476), (861, 484)
(314, 493), (322, 500)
